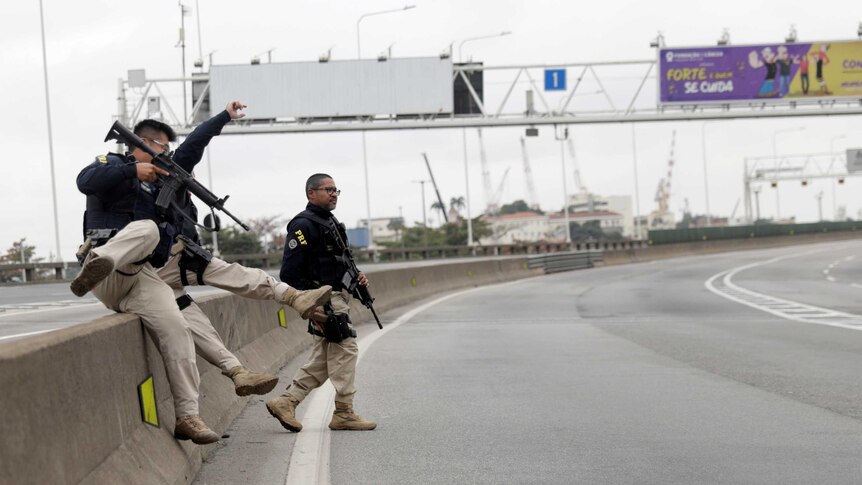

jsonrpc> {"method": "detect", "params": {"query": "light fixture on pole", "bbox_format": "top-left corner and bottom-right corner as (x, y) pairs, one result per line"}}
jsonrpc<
(649, 31), (665, 48)
(355, 5), (416, 249)
(785, 25), (798, 43)
(771, 126), (806, 219)
(457, 31), (512, 64)
(717, 28), (730, 46)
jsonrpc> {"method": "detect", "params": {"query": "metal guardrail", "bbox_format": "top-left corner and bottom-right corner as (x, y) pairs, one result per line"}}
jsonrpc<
(0, 240), (639, 282)
(225, 240), (645, 267)
(527, 250), (604, 274)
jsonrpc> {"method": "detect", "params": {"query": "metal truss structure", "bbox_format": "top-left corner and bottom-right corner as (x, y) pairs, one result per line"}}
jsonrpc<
(116, 59), (862, 136)
(742, 152), (861, 222)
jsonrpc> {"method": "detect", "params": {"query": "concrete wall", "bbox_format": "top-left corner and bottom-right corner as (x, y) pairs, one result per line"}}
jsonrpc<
(601, 230), (862, 266)
(0, 258), (538, 485)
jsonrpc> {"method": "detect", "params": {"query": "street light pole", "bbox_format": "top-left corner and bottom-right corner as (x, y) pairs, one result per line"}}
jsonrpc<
(771, 126), (806, 220)
(631, 124), (642, 240)
(830, 134), (847, 221)
(463, 128), (473, 246)
(412, 180), (428, 247)
(555, 126), (572, 244)
(700, 120), (721, 226)
(355, 5), (416, 249)
(38, 0), (62, 262)
(454, 31), (510, 247)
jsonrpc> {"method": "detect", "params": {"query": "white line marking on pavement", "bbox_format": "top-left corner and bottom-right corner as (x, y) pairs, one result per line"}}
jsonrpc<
(0, 328), (57, 341)
(284, 281), (522, 485)
(827, 276), (837, 282)
(705, 250), (862, 330)
(0, 300), (100, 319)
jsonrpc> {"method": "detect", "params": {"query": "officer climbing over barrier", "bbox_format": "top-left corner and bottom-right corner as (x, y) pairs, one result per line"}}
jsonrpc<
(71, 102), (330, 444)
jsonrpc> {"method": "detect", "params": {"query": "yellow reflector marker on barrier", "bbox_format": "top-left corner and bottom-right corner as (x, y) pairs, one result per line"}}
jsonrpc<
(138, 375), (159, 428)
(411, 277), (417, 287)
(278, 308), (287, 328)
(467, 270), (473, 278)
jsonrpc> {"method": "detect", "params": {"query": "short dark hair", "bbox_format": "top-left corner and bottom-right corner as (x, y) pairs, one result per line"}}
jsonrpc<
(133, 119), (177, 143)
(305, 173), (333, 192)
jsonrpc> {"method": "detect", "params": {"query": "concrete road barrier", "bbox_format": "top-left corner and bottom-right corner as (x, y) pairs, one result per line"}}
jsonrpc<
(0, 258), (539, 485)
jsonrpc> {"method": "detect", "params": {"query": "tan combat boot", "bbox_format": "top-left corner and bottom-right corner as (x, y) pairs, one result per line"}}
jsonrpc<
(329, 402), (377, 431)
(265, 395), (303, 432)
(279, 285), (333, 319)
(70, 255), (115, 297)
(224, 366), (279, 396)
(174, 415), (220, 445)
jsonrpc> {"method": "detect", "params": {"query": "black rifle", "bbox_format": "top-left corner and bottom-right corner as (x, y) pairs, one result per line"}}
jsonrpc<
(329, 220), (382, 329)
(103, 121), (250, 231)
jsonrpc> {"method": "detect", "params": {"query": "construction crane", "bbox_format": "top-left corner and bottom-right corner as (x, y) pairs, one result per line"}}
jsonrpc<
(654, 130), (676, 214)
(649, 130), (677, 229)
(566, 137), (586, 195)
(519, 137), (540, 210)
(488, 167), (511, 214)
(422, 153), (448, 224)
(477, 128), (496, 214)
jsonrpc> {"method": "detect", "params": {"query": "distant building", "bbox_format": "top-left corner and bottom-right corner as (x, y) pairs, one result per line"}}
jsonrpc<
(356, 216), (404, 246)
(479, 209), (625, 244)
(568, 193), (635, 238)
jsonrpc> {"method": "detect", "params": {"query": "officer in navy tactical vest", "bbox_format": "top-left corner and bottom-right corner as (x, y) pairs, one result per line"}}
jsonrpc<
(71, 101), (246, 444)
(154, 153), (332, 398)
(266, 173), (377, 432)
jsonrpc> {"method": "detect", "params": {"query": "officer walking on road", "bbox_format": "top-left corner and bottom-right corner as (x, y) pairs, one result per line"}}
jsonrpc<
(266, 173), (377, 432)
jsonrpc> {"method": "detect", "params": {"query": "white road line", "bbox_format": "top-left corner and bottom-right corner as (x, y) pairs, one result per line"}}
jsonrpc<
(0, 328), (57, 341)
(285, 280), (527, 485)
(705, 249), (862, 330)
(0, 301), (100, 319)
(827, 276), (837, 282)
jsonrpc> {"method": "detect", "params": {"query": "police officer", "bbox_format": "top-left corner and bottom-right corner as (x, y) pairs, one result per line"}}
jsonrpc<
(71, 101), (262, 444)
(266, 173), (376, 432)
(155, 171), (332, 396)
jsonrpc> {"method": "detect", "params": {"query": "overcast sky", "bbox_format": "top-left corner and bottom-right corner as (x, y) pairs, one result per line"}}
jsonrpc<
(2, 0), (862, 260)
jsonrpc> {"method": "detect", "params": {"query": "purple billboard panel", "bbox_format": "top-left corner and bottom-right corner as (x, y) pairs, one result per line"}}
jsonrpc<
(659, 41), (862, 104)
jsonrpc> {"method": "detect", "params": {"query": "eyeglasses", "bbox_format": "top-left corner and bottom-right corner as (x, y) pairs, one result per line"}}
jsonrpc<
(313, 187), (341, 196)
(142, 137), (171, 154)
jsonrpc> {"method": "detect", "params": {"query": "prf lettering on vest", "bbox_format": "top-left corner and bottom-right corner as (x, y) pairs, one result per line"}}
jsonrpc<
(294, 230), (307, 246)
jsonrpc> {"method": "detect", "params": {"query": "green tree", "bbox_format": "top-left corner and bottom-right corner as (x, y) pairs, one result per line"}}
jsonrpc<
(200, 224), (262, 255)
(449, 196), (466, 219)
(430, 201), (446, 225)
(246, 215), (284, 253)
(387, 217), (406, 245)
(499, 199), (542, 215)
(0, 238), (39, 282)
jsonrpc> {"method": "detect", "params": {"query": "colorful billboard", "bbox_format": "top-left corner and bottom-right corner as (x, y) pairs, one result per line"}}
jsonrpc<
(659, 40), (862, 104)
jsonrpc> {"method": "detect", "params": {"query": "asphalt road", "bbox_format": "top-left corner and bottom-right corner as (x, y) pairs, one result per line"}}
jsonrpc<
(194, 239), (862, 484)
(0, 257), (515, 342)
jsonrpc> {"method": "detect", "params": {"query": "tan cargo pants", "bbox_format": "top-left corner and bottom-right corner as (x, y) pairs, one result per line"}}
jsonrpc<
(156, 244), (292, 373)
(88, 220), (200, 417)
(285, 291), (358, 405)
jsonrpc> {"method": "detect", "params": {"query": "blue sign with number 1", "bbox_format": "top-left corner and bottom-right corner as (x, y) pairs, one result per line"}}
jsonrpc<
(544, 69), (566, 91)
